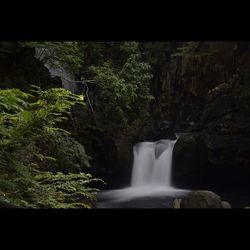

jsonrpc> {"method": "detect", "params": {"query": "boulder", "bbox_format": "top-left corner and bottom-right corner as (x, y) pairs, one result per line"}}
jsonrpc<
(173, 191), (232, 208)
(180, 191), (222, 208)
(173, 199), (181, 208)
(221, 201), (232, 208)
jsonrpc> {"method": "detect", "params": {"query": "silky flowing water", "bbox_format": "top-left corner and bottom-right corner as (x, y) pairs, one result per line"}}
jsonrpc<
(96, 139), (189, 208)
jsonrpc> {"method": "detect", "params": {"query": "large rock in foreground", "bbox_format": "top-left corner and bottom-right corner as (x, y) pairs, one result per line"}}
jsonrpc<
(173, 191), (232, 208)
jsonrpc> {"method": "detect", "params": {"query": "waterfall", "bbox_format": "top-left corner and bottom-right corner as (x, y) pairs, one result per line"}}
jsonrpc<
(131, 139), (176, 187)
(97, 137), (189, 206)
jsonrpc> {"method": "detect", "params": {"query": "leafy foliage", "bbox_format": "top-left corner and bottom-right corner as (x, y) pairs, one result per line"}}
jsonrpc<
(0, 87), (103, 208)
(0, 41), (158, 207)
(33, 172), (103, 209)
(38, 131), (91, 173)
(88, 42), (153, 134)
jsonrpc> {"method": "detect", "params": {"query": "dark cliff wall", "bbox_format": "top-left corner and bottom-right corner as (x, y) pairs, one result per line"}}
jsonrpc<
(142, 42), (250, 129)
(0, 45), (60, 90)
(165, 42), (250, 191)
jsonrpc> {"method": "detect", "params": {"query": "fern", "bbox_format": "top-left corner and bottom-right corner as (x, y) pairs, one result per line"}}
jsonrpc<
(0, 87), (104, 208)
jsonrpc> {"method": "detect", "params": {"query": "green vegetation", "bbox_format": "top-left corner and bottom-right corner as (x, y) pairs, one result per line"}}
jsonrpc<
(1, 41), (250, 208)
(89, 44), (153, 134)
(0, 87), (103, 208)
(0, 41), (153, 208)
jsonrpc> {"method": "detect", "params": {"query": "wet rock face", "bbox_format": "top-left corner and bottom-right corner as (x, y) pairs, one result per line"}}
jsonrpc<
(150, 42), (243, 126)
(173, 191), (232, 208)
(172, 133), (250, 190)
(150, 120), (176, 140)
(172, 133), (208, 188)
(113, 137), (134, 187)
(147, 42), (250, 136)
(90, 136), (134, 189)
(200, 76), (249, 135)
(172, 72), (250, 191)
(0, 47), (55, 90)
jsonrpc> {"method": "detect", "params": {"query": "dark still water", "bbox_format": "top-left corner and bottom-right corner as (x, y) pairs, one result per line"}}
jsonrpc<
(95, 188), (250, 208)
(216, 191), (250, 208)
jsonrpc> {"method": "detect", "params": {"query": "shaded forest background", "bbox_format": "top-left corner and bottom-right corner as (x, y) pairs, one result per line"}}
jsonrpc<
(1, 41), (250, 208)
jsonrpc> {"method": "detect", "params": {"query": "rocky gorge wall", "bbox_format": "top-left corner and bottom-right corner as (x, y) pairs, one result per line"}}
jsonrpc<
(161, 42), (250, 191)
(2, 42), (250, 191)
(0, 46), (59, 90)
(147, 42), (248, 128)
(89, 42), (250, 189)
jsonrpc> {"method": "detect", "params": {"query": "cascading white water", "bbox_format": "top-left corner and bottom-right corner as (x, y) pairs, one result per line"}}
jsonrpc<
(131, 139), (176, 188)
(97, 137), (189, 206)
